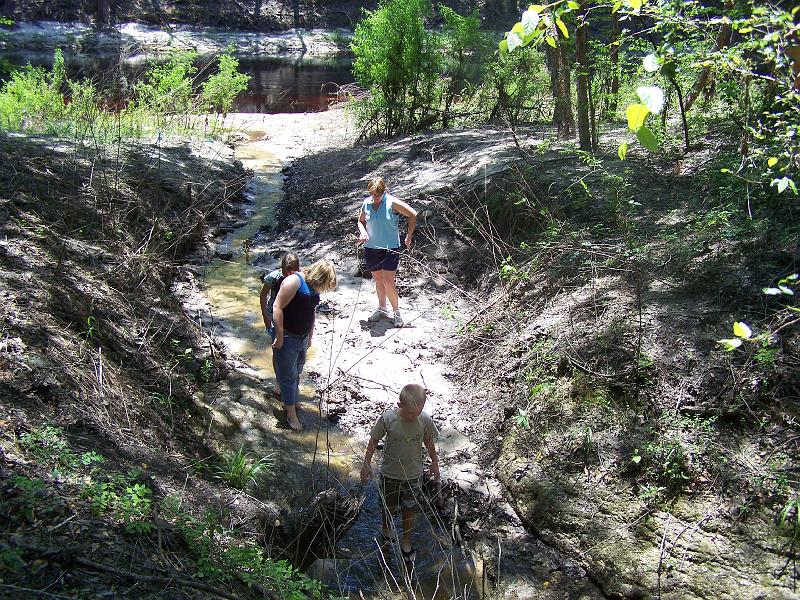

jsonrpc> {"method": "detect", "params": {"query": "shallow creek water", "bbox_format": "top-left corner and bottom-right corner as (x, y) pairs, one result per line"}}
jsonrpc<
(200, 134), (481, 599)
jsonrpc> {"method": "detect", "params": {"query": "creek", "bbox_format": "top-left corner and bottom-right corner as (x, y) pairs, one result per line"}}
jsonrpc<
(0, 51), (354, 113)
(196, 114), (482, 598)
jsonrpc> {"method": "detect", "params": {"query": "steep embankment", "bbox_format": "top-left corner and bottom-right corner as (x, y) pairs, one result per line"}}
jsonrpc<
(0, 134), (297, 598)
(280, 121), (800, 598)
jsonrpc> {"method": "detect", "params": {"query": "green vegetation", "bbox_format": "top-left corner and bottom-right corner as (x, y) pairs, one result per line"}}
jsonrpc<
(215, 445), (275, 490)
(0, 48), (250, 141)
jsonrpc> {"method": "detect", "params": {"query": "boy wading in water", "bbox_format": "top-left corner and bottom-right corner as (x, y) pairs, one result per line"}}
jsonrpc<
(361, 384), (440, 563)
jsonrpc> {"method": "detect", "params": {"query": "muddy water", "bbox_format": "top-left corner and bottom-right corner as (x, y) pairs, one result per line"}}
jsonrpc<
(202, 138), (480, 599)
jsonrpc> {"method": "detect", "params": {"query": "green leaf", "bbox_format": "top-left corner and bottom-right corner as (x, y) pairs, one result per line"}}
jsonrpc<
(767, 157), (778, 168)
(772, 177), (791, 194)
(636, 126), (658, 151)
(512, 22), (525, 35)
(778, 285), (794, 296)
(506, 82), (519, 97)
(626, 103), (650, 131)
(763, 287), (782, 295)
(625, 0), (642, 12)
(507, 31), (523, 52)
(733, 321), (752, 339)
(618, 142), (629, 161)
(643, 53), (661, 73)
(499, 39), (509, 54)
(718, 338), (743, 351)
(636, 85), (664, 114)
(612, 0), (622, 12)
(545, 35), (557, 48)
(567, 1), (580, 8)
(521, 8), (540, 34)
(556, 18), (569, 38)
(529, 4), (546, 11)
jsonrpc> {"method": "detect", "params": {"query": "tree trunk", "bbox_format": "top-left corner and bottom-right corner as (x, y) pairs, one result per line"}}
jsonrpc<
(97, 0), (110, 27)
(608, 10), (620, 117)
(684, 0), (734, 112)
(546, 31), (574, 138)
(575, 1), (592, 151)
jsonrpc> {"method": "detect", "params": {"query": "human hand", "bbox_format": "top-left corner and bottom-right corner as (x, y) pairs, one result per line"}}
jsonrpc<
(360, 463), (372, 484)
(404, 234), (412, 249)
(359, 231), (369, 244)
(306, 336), (313, 350)
(430, 464), (440, 483)
(272, 335), (283, 350)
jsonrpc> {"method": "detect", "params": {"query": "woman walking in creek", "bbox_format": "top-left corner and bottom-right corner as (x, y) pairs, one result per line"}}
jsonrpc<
(357, 177), (417, 327)
(272, 260), (337, 431)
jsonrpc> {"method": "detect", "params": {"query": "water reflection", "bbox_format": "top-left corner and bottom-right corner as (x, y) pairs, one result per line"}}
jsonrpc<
(0, 51), (354, 113)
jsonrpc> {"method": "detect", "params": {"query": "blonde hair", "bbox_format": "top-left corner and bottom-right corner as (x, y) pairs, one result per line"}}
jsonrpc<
(399, 384), (426, 408)
(304, 260), (337, 294)
(367, 177), (386, 195)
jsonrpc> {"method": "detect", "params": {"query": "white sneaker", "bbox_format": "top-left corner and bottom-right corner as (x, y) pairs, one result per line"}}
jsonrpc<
(368, 308), (388, 322)
(393, 313), (404, 327)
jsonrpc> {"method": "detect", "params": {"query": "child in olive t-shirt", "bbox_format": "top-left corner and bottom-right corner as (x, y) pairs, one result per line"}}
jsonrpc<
(360, 384), (439, 563)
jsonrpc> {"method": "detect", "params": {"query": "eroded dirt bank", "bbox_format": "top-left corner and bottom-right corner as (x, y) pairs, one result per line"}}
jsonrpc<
(272, 111), (800, 599)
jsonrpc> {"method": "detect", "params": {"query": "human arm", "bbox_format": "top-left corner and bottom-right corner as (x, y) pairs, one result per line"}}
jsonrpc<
(423, 433), (440, 482)
(392, 198), (417, 249)
(357, 206), (369, 243)
(259, 283), (272, 330)
(306, 314), (315, 350)
(361, 436), (379, 483)
(271, 274), (301, 350)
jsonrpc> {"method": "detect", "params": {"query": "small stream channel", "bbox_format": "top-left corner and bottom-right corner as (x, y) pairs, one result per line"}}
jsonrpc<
(201, 131), (482, 598)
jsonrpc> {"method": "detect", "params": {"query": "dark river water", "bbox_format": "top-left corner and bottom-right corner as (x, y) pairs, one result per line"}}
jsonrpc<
(0, 51), (355, 113)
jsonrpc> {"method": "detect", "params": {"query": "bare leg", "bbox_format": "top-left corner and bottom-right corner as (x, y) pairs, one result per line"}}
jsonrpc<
(383, 270), (399, 314)
(401, 509), (415, 553)
(373, 269), (388, 310)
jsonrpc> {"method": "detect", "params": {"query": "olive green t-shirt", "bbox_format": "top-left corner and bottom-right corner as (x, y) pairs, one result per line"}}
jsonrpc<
(370, 409), (439, 481)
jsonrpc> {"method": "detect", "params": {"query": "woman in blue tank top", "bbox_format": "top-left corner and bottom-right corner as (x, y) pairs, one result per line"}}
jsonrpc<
(357, 177), (417, 327)
(272, 260), (337, 431)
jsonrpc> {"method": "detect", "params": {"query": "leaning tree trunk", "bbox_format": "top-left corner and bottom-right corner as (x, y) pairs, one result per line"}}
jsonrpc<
(575, 0), (592, 151)
(608, 10), (621, 118)
(684, 0), (734, 112)
(546, 29), (574, 138)
(97, 0), (110, 27)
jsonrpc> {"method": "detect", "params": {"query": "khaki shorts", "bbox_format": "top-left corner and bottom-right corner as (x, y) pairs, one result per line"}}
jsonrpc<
(379, 474), (424, 513)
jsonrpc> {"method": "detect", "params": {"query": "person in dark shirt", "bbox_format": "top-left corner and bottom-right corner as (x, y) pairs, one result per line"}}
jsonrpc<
(260, 252), (300, 397)
(272, 260), (337, 431)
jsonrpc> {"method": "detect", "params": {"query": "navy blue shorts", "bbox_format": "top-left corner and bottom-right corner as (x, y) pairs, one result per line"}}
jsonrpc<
(364, 246), (403, 272)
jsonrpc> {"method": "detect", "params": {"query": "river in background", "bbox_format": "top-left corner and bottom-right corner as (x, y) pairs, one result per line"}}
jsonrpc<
(0, 50), (355, 113)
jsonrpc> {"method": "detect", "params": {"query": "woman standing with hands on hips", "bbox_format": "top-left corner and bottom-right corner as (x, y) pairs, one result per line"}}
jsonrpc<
(272, 260), (337, 432)
(357, 177), (417, 327)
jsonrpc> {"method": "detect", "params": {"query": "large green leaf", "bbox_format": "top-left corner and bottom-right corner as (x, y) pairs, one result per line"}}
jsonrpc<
(643, 53), (661, 73)
(626, 103), (649, 131)
(636, 85), (664, 114)
(718, 338), (743, 351)
(636, 126), (658, 151)
(499, 39), (509, 54)
(733, 321), (752, 339)
(507, 31), (523, 52)
(618, 142), (628, 161)
(625, 0), (642, 11)
(556, 18), (569, 38)
(521, 8), (540, 34)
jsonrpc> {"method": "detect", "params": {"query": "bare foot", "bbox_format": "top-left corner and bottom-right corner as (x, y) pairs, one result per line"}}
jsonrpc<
(286, 404), (303, 432)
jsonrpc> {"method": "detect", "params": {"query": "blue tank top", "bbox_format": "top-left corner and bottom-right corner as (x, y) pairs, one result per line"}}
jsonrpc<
(364, 192), (401, 249)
